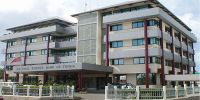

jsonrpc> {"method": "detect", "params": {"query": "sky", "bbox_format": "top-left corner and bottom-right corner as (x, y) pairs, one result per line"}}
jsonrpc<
(0, 0), (199, 72)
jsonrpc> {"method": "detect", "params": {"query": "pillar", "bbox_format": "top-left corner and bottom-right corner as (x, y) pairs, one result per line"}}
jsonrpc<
(16, 73), (19, 82)
(78, 71), (84, 91)
(47, 34), (51, 64)
(144, 19), (149, 88)
(4, 41), (8, 82)
(106, 24), (110, 66)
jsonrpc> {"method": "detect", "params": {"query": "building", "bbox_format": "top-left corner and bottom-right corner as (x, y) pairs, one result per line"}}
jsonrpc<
(0, 0), (198, 89)
(0, 18), (112, 90)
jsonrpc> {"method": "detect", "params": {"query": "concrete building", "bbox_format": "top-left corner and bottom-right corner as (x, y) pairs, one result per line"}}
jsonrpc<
(0, 0), (198, 89)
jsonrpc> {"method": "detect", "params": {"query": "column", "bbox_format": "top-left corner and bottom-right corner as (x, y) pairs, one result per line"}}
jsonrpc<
(159, 19), (165, 86)
(4, 41), (8, 82)
(78, 71), (83, 91)
(106, 24), (110, 66)
(170, 26), (175, 74)
(23, 74), (28, 83)
(24, 38), (28, 66)
(47, 34), (51, 64)
(144, 19), (149, 88)
(16, 73), (19, 82)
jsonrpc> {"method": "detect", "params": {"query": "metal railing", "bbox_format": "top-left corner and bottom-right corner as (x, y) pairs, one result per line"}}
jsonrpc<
(166, 88), (176, 98)
(105, 84), (200, 100)
(139, 88), (163, 99)
(0, 85), (75, 98)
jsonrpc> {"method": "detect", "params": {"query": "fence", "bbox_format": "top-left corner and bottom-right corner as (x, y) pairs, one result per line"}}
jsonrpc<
(0, 85), (75, 98)
(105, 84), (200, 100)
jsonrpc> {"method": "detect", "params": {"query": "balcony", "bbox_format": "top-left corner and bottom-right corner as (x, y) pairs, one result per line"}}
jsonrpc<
(173, 37), (181, 47)
(174, 53), (181, 63)
(163, 32), (172, 43)
(188, 46), (193, 54)
(181, 42), (187, 51)
(104, 47), (162, 59)
(26, 42), (56, 51)
(189, 59), (195, 67)
(103, 28), (161, 42)
(56, 41), (76, 49)
(103, 8), (160, 23)
(112, 64), (161, 74)
(26, 55), (55, 65)
(57, 56), (76, 63)
(182, 56), (188, 65)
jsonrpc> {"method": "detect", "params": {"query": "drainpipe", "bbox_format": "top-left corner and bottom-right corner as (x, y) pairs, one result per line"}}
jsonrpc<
(24, 38), (28, 66)
(170, 26), (175, 74)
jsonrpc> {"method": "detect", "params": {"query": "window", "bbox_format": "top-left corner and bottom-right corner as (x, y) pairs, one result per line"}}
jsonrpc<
(110, 41), (123, 48)
(175, 47), (181, 54)
(102, 11), (112, 16)
(132, 21), (144, 28)
(148, 57), (161, 64)
(133, 39), (144, 46)
(166, 43), (172, 51)
(147, 20), (158, 26)
(42, 36), (49, 41)
(136, 73), (156, 85)
(183, 51), (188, 57)
(41, 49), (48, 55)
(6, 66), (13, 71)
(175, 62), (180, 68)
(27, 51), (36, 56)
(7, 53), (15, 58)
(165, 60), (172, 66)
(112, 59), (124, 65)
(110, 24), (123, 31)
(21, 39), (25, 45)
(174, 33), (180, 40)
(66, 37), (76, 42)
(148, 38), (160, 45)
(121, 8), (131, 13)
(133, 57), (145, 64)
(8, 41), (17, 47)
(20, 52), (25, 57)
(165, 26), (171, 33)
(65, 50), (76, 56)
(28, 38), (37, 43)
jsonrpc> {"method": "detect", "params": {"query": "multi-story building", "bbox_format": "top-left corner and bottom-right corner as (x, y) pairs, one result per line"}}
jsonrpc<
(71, 0), (197, 88)
(0, 0), (198, 89)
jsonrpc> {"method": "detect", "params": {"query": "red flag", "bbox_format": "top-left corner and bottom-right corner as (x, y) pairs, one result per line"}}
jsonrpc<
(11, 57), (21, 64)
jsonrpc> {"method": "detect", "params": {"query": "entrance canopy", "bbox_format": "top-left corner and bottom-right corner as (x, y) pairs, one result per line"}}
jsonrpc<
(165, 74), (200, 81)
(13, 63), (113, 73)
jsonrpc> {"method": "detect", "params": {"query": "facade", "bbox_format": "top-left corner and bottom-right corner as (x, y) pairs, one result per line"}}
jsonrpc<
(0, 0), (198, 89)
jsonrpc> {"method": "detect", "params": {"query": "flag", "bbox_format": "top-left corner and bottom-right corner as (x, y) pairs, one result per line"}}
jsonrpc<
(11, 57), (21, 64)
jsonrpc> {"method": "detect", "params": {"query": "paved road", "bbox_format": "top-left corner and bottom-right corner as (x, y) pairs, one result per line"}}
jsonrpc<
(76, 93), (104, 100)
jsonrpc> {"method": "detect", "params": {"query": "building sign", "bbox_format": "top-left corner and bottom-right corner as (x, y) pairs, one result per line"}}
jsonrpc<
(13, 63), (81, 73)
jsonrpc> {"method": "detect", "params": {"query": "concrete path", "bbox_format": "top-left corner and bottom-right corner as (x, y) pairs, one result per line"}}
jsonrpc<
(76, 93), (104, 100)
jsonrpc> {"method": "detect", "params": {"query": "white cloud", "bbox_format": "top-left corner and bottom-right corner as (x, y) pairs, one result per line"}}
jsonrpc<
(0, 0), (35, 13)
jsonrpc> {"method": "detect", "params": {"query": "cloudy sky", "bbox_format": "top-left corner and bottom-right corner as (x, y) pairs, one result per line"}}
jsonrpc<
(0, 0), (199, 71)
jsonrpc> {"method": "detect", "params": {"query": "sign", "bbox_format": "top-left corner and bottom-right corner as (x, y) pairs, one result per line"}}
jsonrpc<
(13, 63), (81, 73)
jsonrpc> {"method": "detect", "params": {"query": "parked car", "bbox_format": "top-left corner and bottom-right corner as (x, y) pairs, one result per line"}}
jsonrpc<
(109, 83), (136, 89)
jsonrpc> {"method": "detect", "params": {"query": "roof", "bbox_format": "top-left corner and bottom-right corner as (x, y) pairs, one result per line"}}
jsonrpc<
(71, 0), (191, 31)
(7, 17), (76, 32)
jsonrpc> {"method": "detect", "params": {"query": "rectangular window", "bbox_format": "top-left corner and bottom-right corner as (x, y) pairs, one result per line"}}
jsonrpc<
(42, 36), (49, 42)
(110, 24), (123, 31)
(41, 49), (48, 55)
(102, 11), (112, 16)
(166, 43), (172, 51)
(110, 41), (123, 48)
(147, 20), (158, 26)
(175, 47), (181, 54)
(21, 39), (25, 45)
(133, 57), (145, 64)
(65, 50), (76, 56)
(148, 57), (161, 64)
(165, 26), (171, 33)
(27, 51), (36, 56)
(148, 37), (160, 45)
(132, 39), (144, 46)
(8, 41), (17, 47)
(183, 51), (188, 57)
(112, 59), (124, 65)
(165, 60), (172, 66)
(132, 21), (144, 28)
(136, 73), (156, 85)
(29, 38), (37, 43)
(20, 52), (25, 57)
